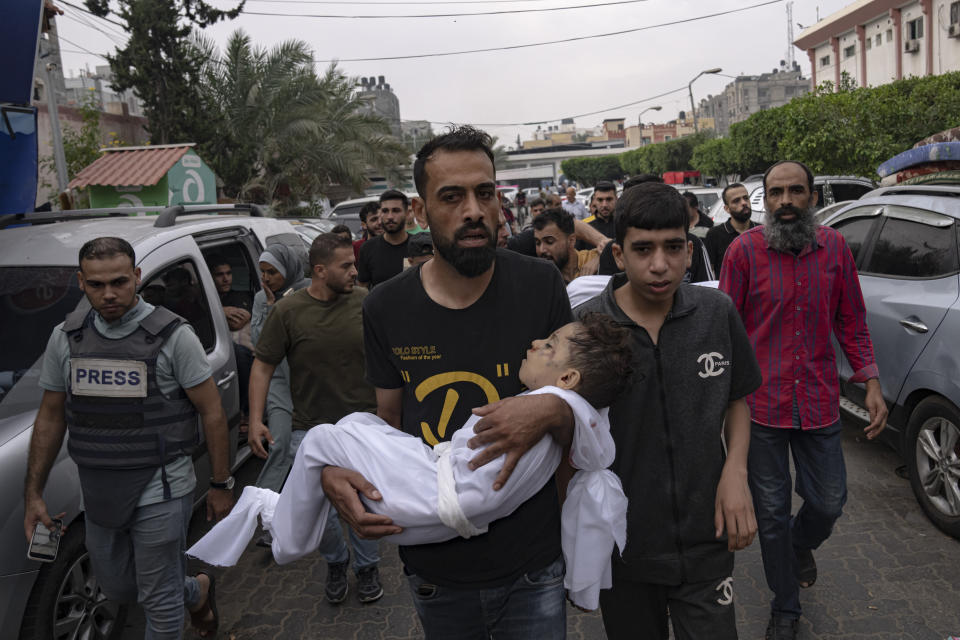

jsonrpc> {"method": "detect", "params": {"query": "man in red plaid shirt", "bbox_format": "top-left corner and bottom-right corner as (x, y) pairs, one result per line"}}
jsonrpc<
(719, 161), (888, 640)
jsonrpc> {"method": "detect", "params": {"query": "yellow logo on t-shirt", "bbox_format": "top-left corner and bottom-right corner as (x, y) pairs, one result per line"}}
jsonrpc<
(414, 371), (501, 445)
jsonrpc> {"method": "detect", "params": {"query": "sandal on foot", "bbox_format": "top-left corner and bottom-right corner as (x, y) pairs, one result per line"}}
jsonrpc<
(794, 546), (817, 588)
(189, 572), (219, 637)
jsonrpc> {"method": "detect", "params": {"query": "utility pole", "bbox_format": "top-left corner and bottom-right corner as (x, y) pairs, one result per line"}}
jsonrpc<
(786, 2), (796, 68)
(40, 39), (69, 195)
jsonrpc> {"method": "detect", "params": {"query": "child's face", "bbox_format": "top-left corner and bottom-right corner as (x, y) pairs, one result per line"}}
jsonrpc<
(518, 322), (578, 390)
(613, 226), (691, 307)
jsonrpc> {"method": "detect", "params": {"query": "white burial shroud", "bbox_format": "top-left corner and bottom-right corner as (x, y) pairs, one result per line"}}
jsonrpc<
(187, 386), (627, 610)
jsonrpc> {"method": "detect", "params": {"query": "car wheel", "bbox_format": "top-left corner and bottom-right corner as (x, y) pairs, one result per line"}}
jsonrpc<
(19, 520), (128, 640)
(905, 396), (960, 539)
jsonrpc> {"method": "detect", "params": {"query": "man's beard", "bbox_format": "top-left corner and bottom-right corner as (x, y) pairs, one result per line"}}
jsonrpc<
(546, 249), (569, 271)
(763, 204), (817, 253)
(433, 220), (497, 277)
(382, 219), (403, 233)
(730, 207), (752, 223)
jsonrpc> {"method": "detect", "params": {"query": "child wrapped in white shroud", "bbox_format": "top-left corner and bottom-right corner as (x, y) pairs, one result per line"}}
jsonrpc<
(187, 385), (627, 610)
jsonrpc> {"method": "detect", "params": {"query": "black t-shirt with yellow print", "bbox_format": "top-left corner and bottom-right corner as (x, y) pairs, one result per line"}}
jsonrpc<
(363, 248), (573, 588)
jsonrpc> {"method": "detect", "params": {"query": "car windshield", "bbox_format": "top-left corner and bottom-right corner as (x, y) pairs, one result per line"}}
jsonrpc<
(0, 267), (85, 420)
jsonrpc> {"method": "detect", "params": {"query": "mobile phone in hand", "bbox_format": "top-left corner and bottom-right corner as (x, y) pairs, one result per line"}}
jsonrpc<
(27, 519), (63, 563)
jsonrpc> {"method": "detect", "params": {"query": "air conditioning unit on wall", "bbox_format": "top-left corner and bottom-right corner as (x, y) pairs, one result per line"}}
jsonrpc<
(904, 39), (920, 53)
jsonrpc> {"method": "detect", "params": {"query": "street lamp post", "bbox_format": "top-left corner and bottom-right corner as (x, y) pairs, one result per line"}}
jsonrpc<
(637, 105), (662, 146)
(688, 67), (722, 134)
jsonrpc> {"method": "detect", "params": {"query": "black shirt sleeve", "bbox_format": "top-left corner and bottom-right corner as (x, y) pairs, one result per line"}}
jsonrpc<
(703, 226), (723, 276)
(357, 239), (373, 284)
(362, 292), (404, 389)
(687, 233), (710, 283)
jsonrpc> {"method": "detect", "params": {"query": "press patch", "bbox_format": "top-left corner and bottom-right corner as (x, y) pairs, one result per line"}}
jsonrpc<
(70, 359), (148, 397)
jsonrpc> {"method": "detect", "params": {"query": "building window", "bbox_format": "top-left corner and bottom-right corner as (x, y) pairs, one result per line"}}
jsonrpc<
(886, 29), (893, 42)
(866, 38), (872, 50)
(844, 44), (856, 58)
(907, 17), (924, 40)
(820, 55), (831, 67)
(876, 34), (882, 46)
(951, 1), (959, 24)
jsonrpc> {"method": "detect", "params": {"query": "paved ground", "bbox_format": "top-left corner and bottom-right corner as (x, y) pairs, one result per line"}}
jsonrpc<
(123, 418), (960, 639)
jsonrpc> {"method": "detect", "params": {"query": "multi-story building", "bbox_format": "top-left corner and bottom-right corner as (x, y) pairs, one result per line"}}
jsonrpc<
(794, 0), (960, 91)
(623, 114), (714, 147)
(357, 75), (400, 136)
(698, 65), (810, 136)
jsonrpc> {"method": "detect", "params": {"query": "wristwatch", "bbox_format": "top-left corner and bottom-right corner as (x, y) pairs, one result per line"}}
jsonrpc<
(209, 476), (235, 490)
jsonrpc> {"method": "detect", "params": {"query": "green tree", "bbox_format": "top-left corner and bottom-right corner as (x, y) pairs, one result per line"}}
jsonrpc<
(690, 136), (735, 179)
(197, 30), (408, 206)
(85, 0), (244, 145)
(560, 156), (623, 185)
(40, 90), (124, 205)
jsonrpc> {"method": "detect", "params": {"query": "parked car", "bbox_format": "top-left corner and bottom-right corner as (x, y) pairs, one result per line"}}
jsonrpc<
(285, 218), (338, 248)
(324, 196), (378, 239)
(821, 184), (960, 539)
(708, 180), (764, 225)
(0, 204), (300, 638)
(576, 187), (594, 208)
(522, 187), (542, 202)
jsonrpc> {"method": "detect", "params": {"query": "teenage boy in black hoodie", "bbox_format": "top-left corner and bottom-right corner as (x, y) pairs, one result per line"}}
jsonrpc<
(574, 181), (762, 639)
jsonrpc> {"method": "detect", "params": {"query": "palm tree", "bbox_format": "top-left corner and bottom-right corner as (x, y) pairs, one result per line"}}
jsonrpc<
(196, 31), (408, 206)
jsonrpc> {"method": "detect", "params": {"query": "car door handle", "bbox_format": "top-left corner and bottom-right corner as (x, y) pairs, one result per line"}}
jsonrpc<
(216, 371), (237, 387)
(899, 319), (929, 333)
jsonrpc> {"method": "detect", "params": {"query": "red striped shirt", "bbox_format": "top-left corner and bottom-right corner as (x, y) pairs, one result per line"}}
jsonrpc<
(719, 225), (878, 429)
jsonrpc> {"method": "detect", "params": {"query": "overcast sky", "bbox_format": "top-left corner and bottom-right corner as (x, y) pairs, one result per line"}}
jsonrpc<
(54, 0), (852, 148)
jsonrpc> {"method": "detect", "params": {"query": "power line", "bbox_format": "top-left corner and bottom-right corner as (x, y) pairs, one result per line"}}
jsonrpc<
(58, 0), (128, 28)
(243, 0), (649, 19)
(61, 13), (126, 46)
(313, 0), (783, 61)
(419, 85), (688, 127)
(57, 35), (109, 59)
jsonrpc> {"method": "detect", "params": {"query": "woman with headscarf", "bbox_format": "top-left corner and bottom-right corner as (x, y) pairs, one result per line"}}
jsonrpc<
(248, 243), (310, 527)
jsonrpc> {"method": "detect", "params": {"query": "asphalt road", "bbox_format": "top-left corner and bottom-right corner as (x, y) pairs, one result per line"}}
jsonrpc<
(122, 417), (960, 639)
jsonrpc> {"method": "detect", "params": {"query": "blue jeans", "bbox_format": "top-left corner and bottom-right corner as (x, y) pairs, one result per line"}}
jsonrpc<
(288, 428), (380, 571)
(405, 554), (567, 640)
(748, 421), (847, 620)
(254, 404), (293, 492)
(85, 493), (200, 640)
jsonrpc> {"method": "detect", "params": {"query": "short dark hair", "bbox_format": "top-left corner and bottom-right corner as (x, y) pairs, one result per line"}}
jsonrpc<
(614, 182), (689, 246)
(414, 125), (495, 198)
(763, 160), (814, 193)
(331, 224), (352, 236)
(309, 233), (352, 268)
(567, 313), (634, 409)
(721, 183), (746, 205)
(532, 207), (575, 235)
(682, 191), (699, 210)
(359, 201), (380, 222)
(529, 197), (545, 209)
(623, 174), (663, 191)
(379, 189), (409, 209)
(78, 237), (135, 268)
(595, 181), (617, 195)
(205, 253), (230, 271)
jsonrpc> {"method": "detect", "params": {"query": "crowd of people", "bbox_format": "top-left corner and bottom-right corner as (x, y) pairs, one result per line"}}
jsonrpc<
(23, 125), (889, 640)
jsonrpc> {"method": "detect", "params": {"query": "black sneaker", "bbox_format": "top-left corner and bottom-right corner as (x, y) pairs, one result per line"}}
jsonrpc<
(256, 531), (272, 548)
(356, 565), (383, 603)
(325, 561), (349, 604)
(765, 615), (799, 640)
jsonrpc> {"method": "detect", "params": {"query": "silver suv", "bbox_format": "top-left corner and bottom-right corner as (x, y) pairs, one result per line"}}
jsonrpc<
(0, 205), (302, 639)
(823, 185), (960, 540)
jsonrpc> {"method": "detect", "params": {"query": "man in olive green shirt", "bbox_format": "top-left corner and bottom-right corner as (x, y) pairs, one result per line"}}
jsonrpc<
(247, 233), (382, 605)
